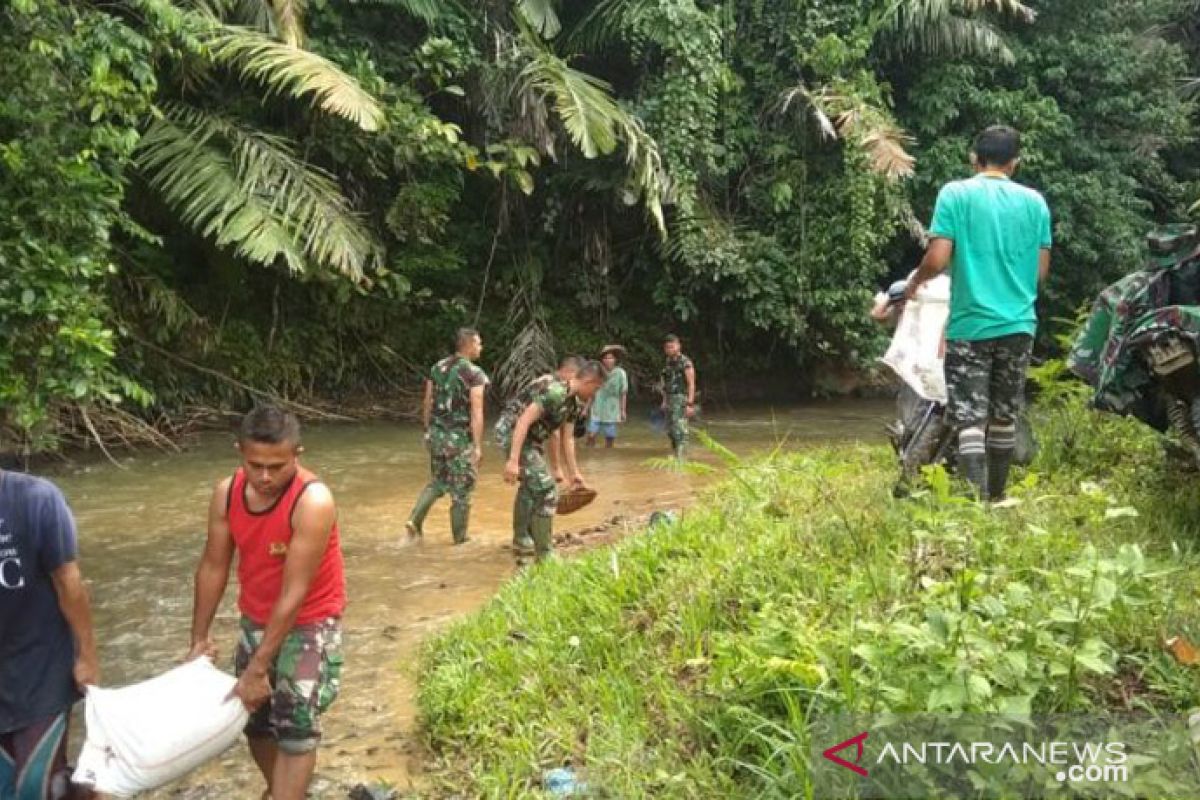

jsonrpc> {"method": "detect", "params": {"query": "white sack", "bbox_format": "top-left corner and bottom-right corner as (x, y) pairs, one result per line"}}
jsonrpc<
(881, 274), (950, 403)
(72, 657), (249, 797)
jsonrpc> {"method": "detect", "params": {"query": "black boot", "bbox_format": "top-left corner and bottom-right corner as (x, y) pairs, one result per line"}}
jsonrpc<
(986, 422), (1017, 502)
(957, 428), (987, 500)
(450, 501), (471, 544)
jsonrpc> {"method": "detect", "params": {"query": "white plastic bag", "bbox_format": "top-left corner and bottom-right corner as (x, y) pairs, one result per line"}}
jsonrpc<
(72, 658), (249, 797)
(881, 274), (951, 403)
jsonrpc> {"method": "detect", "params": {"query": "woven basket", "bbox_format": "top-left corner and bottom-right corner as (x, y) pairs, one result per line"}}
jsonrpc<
(557, 486), (597, 515)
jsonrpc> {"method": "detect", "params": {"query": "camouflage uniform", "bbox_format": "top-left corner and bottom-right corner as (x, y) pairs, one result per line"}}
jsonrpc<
(495, 375), (583, 558)
(428, 356), (489, 499)
(661, 354), (694, 456)
(944, 334), (1033, 429)
(408, 355), (489, 543)
(235, 616), (343, 753)
(1070, 248), (1200, 430)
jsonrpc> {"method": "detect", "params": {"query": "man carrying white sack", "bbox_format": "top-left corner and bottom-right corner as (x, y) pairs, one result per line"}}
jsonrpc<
(0, 467), (101, 800)
(187, 406), (345, 800)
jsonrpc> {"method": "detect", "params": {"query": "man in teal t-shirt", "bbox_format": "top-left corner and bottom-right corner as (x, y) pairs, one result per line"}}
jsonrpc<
(906, 126), (1052, 501)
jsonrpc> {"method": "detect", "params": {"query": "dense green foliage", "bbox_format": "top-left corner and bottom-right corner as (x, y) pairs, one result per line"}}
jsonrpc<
(3, 0), (1199, 449)
(418, 399), (1200, 796)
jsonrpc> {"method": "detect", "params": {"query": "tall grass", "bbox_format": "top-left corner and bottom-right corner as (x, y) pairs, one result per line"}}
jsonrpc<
(417, 402), (1200, 798)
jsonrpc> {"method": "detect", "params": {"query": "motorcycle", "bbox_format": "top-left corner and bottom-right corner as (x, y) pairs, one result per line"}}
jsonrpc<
(879, 274), (1036, 492)
(1069, 224), (1200, 464)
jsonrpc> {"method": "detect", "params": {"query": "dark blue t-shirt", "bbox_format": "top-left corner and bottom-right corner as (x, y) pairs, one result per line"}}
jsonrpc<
(0, 472), (80, 732)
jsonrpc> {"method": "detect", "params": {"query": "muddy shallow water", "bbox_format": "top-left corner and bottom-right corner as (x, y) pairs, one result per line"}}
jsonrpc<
(55, 401), (890, 798)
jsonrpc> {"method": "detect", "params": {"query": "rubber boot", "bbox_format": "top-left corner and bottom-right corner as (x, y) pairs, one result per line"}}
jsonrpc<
(450, 501), (471, 544)
(957, 427), (987, 501)
(406, 484), (441, 537)
(673, 440), (687, 461)
(530, 514), (554, 562)
(512, 491), (535, 554)
(958, 452), (987, 501)
(986, 422), (1017, 502)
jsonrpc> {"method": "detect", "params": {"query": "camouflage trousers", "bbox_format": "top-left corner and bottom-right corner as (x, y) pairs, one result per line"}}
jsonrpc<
(516, 442), (558, 518)
(235, 616), (343, 753)
(427, 427), (477, 506)
(665, 394), (690, 448)
(945, 334), (1034, 429)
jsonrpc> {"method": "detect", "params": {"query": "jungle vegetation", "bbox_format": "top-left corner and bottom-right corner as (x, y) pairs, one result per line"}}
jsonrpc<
(3, 0), (1199, 452)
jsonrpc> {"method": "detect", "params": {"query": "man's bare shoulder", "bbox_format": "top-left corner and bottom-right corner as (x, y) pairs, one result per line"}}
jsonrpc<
(296, 480), (335, 515)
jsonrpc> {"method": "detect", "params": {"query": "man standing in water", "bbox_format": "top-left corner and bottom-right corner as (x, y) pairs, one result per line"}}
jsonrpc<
(0, 469), (100, 800)
(499, 360), (607, 561)
(906, 125), (1052, 501)
(660, 334), (696, 460)
(188, 406), (345, 800)
(585, 345), (628, 448)
(406, 328), (489, 544)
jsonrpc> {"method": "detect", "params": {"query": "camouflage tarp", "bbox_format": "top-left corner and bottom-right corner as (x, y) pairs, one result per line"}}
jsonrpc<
(1068, 256), (1200, 431)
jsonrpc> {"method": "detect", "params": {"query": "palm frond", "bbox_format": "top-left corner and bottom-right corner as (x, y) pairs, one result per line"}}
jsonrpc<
(894, 15), (1014, 63)
(136, 104), (381, 279)
(517, 45), (621, 158)
(518, 0), (562, 39)
(779, 83), (915, 180)
(207, 25), (384, 131)
(270, 0), (304, 46)
(891, 0), (1036, 29)
(877, 0), (1034, 61)
(396, 0), (444, 22)
(616, 114), (668, 236)
(335, 0), (463, 24)
(570, 0), (677, 51)
(190, 0), (277, 32)
(493, 278), (557, 402)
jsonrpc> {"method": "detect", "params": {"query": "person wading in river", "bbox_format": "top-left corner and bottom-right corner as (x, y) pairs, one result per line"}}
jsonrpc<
(0, 469), (101, 800)
(495, 356), (583, 553)
(498, 360), (606, 561)
(660, 335), (696, 460)
(406, 328), (489, 545)
(187, 406), (345, 800)
(905, 125), (1052, 501)
(585, 345), (628, 448)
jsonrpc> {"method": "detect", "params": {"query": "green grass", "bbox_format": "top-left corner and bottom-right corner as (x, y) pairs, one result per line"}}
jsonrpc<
(416, 398), (1200, 798)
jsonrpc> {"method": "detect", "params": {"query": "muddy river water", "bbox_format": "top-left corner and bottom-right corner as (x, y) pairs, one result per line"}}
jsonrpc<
(53, 401), (890, 798)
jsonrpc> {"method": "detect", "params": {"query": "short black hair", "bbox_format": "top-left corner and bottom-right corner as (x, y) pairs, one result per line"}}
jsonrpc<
(559, 355), (584, 371)
(455, 327), (480, 349)
(239, 405), (301, 445)
(664, 334), (681, 344)
(577, 359), (609, 381)
(973, 126), (1021, 168)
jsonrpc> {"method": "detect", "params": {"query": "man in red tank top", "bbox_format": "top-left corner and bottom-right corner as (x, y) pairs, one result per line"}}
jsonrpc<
(186, 406), (345, 800)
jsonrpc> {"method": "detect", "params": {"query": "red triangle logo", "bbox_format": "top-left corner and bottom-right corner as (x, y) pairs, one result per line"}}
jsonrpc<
(822, 731), (869, 777)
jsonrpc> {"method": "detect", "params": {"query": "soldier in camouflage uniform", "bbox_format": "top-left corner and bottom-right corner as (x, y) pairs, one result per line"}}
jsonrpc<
(905, 126), (1051, 501)
(660, 334), (696, 460)
(407, 328), (489, 544)
(498, 359), (607, 560)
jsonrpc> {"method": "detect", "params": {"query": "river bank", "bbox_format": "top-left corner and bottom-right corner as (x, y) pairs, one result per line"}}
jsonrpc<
(57, 401), (890, 797)
(417, 400), (1200, 797)
(1, 363), (898, 465)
